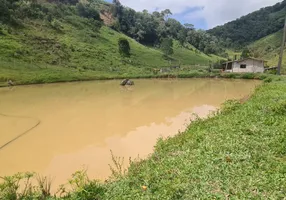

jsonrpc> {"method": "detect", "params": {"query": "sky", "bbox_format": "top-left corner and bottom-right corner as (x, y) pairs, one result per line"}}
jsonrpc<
(105, 0), (282, 29)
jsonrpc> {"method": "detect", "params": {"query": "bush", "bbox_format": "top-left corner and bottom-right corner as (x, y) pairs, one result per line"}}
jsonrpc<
(264, 77), (273, 83)
(222, 73), (237, 79)
(118, 38), (130, 57)
(76, 2), (101, 21)
(51, 19), (63, 31)
(161, 38), (173, 56)
(241, 73), (255, 79)
(211, 69), (221, 73)
(258, 74), (268, 80)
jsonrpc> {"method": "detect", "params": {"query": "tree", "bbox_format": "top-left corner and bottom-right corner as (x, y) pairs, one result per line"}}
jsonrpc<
(178, 29), (187, 45)
(184, 23), (194, 30)
(161, 9), (172, 21)
(76, 3), (101, 21)
(118, 38), (131, 57)
(241, 48), (251, 59)
(166, 18), (183, 39)
(111, 0), (123, 18)
(161, 38), (173, 56)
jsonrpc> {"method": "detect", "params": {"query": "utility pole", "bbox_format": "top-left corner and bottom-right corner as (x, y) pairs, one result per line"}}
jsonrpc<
(277, 15), (286, 75)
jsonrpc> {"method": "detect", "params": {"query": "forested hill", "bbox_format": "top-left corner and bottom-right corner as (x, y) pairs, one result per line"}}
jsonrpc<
(208, 0), (286, 47)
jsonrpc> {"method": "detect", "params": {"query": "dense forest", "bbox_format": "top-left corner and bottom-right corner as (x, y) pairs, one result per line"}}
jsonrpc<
(208, 0), (286, 48)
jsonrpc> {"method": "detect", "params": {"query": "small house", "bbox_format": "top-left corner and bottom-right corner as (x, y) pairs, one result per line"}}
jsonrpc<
(222, 58), (265, 73)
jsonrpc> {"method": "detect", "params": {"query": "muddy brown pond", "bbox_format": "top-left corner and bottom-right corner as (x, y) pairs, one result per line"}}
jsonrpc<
(0, 79), (260, 188)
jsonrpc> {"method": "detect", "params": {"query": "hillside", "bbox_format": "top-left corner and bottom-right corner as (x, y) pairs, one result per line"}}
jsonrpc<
(247, 29), (286, 73)
(208, 0), (286, 47)
(0, 0), (221, 86)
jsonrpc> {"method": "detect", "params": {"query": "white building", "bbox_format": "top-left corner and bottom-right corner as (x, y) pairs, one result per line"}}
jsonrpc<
(223, 58), (265, 73)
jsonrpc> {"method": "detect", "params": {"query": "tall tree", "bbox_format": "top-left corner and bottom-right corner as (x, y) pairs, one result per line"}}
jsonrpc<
(111, 0), (123, 18)
(161, 38), (173, 56)
(241, 48), (251, 59)
(118, 38), (131, 57)
(161, 9), (172, 21)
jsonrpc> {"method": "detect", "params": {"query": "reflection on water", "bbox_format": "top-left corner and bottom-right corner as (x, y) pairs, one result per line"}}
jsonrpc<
(0, 79), (260, 188)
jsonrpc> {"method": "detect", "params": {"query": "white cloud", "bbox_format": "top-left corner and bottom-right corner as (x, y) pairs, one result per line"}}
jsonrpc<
(119, 0), (281, 28)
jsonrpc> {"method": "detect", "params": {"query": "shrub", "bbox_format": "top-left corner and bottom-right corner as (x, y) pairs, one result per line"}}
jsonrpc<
(241, 73), (255, 79)
(211, 69), (221, 73)
(264, 77), (273, 83)
(222, 73), (237, 79)
(51, 19), (63, 32)
(161, 38), (173, 56)
(118, 38), (130, 57)
(220, 99), (241, 114)
(76, 2), (101, 21)
(258, 74), (268, 80)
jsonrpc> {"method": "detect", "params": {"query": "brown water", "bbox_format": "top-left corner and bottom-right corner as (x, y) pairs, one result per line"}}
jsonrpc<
(0, 79), (259, 187)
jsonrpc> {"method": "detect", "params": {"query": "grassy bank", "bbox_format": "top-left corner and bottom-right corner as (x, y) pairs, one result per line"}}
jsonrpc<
(1, 76), (286, 199)
(0, 64), (278, 88)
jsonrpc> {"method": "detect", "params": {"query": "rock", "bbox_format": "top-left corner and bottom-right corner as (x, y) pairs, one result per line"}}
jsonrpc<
(120, 79), (129, 86)
(8, 80), (14, 86)
(126, 80), (134, 85)
(120, 79), (134, 86)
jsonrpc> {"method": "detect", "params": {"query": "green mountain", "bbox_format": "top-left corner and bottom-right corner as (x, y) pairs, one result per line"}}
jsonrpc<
(0, 0), (220, 86)
(248, 29), (286, 70)
(208, 0), (286, 47)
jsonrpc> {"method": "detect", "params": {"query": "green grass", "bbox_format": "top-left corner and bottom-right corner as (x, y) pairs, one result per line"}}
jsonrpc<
(0, 15), (220, 86)
(248, 29), (286, 72)
(1, 75), (286, 199)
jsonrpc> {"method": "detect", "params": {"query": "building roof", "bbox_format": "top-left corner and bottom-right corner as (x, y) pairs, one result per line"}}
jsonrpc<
(222, 57), (266, 65)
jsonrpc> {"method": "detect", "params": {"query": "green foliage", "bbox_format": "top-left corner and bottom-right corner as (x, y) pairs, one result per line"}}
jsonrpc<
(161, 38), (173, 56)
(0, 172), (54, 199)
(220, 99), (241, 114)
(51, 19), (64, 32)
(118, 37), (130, 57)
(110, 1), (225, 55)
(76, 2), (101, 21)
(241, 48), (251, 59)
(208, 0), (286, 47)
(240, 72), (256, 79)
(248, 30), (286, 74)
(111, 0), (123, 18)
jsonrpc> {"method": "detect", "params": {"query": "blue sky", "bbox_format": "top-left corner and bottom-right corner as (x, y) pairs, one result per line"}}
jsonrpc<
(105, 0), (281, 30)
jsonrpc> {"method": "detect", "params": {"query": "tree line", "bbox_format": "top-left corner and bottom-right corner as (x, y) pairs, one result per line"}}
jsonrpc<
(110, 0), (225, 56)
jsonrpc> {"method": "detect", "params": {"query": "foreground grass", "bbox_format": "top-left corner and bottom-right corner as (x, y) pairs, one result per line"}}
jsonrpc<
(1, 76), (286, 199)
